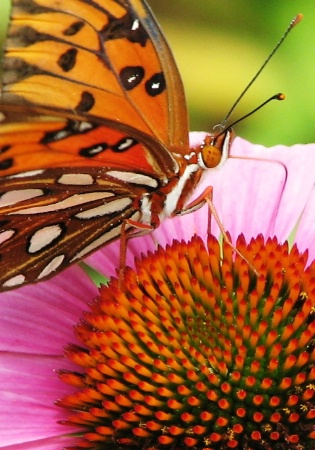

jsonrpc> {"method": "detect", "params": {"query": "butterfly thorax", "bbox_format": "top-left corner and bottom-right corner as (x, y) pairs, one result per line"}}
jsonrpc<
(140, 130), (232, 226)
(142, 162), (202, 226)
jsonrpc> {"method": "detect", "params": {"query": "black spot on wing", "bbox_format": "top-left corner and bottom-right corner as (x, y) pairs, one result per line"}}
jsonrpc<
(145, 72), (166, 97)
(41, 121), (96, 144)
(76, 91), (95, 113)
(79, 137), (138, 158)
(57, 48), (77, 72)
(0, 158), (13, 170)
(0, 145), (11, 154)
(41, 122), (77, 144)
(111, 137), (138, 152)
(119, 66), (144, 91)
(102, 13), (149, 46)
(63, 21), (85, 36)
(79, 143), (108, 158)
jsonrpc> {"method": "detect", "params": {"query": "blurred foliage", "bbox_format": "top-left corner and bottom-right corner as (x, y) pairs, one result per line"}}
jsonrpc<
(0, 0), (314, 145)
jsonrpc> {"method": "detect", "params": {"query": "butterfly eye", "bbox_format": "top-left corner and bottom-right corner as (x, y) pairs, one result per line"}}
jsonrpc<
(198, 129), (232, 170)
(199, 143), (223, 169)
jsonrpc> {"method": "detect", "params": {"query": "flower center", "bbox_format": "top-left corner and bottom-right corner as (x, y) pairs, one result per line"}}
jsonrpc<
(58, 234), (315, 449)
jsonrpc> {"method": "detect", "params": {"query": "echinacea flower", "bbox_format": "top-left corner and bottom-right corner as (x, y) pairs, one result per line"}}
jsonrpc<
(1, 134), (315, 450)
(59, 233), (315, 449)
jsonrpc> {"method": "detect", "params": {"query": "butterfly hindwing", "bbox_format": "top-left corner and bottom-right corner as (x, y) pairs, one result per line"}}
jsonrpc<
(0, 121), (166, 288)
(0, 119), (176, 179)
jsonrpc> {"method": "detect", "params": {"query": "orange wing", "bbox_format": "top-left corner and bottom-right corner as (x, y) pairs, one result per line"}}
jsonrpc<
(1, 0), (189, 156)
(0, 119), (177, 179)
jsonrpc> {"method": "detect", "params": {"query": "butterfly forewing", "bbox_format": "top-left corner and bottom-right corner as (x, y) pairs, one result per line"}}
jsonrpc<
(1, 0), (189, 152)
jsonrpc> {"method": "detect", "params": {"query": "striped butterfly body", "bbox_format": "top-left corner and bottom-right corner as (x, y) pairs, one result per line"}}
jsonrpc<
(0, 0), (231, 291)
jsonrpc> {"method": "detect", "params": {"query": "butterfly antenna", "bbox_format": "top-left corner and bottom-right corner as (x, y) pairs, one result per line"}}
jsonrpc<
(218, 13), (303, 129)
(223, 93), (286, 135)
(213, 92), (285, 142)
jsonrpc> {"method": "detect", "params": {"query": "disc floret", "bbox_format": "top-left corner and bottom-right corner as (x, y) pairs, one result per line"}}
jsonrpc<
(58, 235), (315, 449)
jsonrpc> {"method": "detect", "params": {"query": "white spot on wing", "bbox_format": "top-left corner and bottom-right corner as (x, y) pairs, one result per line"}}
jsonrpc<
(51, 128), (71, 140)
(0, 189), (44, 207)
(131, 19), (139, 30)
(28, 224), (63, 253)
(117, 138), (134, 151)
(58, 173), (94, 185)
(9, 170), (44, 179)
(107, 171), (158, 188)
(11, 192), (114, 215)
(151, 82), (160, 90)
(38, 255), (65, 279)
(71, 212), (140, 261)
(75, 198), (132, 219)
(0, 229), (15, 244)
(84, 145), (104, 156)
(3, 274), (25, 287)
(78, 121), (93, 132)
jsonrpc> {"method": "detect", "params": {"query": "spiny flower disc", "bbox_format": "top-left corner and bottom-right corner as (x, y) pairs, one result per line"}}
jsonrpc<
(58, 234), (315, 449)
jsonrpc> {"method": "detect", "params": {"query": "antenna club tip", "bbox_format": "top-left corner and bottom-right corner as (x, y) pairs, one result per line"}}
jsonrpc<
(277, 93), (285, 101)
(293, 13), (304, 27)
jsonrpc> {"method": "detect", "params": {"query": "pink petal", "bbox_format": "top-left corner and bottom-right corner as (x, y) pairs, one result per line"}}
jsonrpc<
(230, 138), (315, 240)
(0, 436), (79, 450)
(294, 187), (315, 262)
(195, 153), (286, 241)
(0, 266), (94, 446)
(0, 264), (97, 354)
(0, 352), (81, 447)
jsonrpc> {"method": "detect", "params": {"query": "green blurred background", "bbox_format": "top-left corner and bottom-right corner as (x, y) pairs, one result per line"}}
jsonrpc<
(0, 1), (314, 146)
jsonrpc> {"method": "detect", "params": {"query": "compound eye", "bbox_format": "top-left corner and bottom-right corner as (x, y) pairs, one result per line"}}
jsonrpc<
(199, 143), (222, 169)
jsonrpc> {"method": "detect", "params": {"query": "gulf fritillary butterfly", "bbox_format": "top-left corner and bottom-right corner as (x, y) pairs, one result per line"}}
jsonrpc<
(0, 0), (231, 291)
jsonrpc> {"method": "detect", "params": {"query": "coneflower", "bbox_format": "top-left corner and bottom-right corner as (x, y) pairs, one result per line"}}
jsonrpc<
(58, 234), (315, 449)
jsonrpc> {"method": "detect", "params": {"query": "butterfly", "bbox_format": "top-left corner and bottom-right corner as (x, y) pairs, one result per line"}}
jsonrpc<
(0, 0), (231, 291)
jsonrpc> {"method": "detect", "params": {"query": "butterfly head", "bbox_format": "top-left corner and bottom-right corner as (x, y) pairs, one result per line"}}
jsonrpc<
(197, 129), (234, 171)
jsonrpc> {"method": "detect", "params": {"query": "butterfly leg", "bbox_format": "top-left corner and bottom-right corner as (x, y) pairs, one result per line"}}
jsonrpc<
(119, 218), (155, 290)
(179, 186), (258, 273)
(178, 186), (229, 238)
(177, 186), (214, 235)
